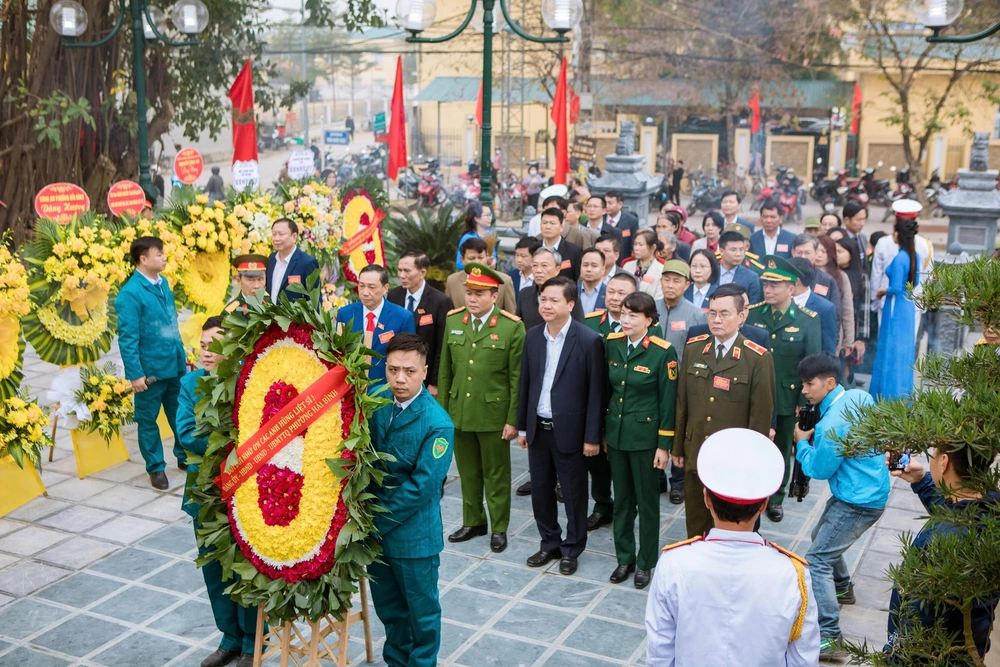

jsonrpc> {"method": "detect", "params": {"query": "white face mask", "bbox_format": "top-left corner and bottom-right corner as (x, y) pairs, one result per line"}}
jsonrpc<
(530, 168), (537, 175)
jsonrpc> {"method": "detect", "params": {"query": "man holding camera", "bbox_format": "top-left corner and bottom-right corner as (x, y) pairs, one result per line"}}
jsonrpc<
(793, 352), (890, 659)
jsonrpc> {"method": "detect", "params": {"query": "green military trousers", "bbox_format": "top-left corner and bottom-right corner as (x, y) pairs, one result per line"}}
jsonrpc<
(369, 555), (442, 667)
(608, 447), (661, 570)
(771, 414), (798, 506)
(586, 451), (614, 517)
(195, 523), (261, 654)
(134, 376), (183, 474)
(453, 429), (511, 532)
(683, 469), (713, 538)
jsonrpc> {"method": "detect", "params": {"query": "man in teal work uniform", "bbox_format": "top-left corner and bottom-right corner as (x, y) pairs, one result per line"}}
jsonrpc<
(745, 255), (822, 522)
(177, 316), (260, 667)
(368, 333), (455, 667)
(115, 236), (187, 490)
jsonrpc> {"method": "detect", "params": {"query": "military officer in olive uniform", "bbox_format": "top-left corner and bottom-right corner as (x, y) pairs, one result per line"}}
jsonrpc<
(605, 292), (677, 589)
(673, 283), (776, 538)
(224, 254), (268, 316)
(745, 256), (822, 522)
(437, 263), (525, 553)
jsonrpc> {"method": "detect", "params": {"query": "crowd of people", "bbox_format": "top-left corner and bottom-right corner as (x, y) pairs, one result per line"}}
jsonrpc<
(108, 188), (999, 667)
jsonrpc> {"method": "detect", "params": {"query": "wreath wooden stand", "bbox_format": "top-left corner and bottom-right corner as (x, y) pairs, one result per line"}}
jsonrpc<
(251, 577), (374, 667)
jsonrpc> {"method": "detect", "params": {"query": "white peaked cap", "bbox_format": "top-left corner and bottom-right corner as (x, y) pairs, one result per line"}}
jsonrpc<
(539, 184), (569, 201)
(697, 428), (785, 503)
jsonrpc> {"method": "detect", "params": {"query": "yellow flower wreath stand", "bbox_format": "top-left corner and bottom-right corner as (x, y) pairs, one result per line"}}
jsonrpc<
(0, 455), (46, 517)
(70, 429), (130, 479)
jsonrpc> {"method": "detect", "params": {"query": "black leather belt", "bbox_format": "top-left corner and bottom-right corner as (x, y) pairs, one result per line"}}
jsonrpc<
(537, 418), (554, 430)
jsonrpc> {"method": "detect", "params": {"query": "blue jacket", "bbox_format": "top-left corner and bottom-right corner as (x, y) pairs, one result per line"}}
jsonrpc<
(369, 388), (455, 558)
(265, 248), (320, 301)
(177, 368), (208, 518)
(716, 264), (761, 304)
(805, 291), (838, 355)
(114, 272), (187, 382)
(749, 228), (797, 259)
(795, 386), (889, 509)
(683, 282), (717, 309)
(336, 298), (416, 386)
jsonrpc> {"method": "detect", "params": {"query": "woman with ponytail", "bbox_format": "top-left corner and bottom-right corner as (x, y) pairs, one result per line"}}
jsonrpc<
(870, 204), (921, 400)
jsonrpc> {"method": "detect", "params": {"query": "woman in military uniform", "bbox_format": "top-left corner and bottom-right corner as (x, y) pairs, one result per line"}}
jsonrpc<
(605, 292), (678, 589)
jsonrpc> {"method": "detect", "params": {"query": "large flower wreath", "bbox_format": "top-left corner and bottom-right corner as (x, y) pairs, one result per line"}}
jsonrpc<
(190, 287), (388, 622)
(338, 176), (388, 285)
(0, 240), (30, 399)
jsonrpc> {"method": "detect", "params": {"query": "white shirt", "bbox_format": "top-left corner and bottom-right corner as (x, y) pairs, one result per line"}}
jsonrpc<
(712, 331), (739, 359)
(608, 211), (621, 227)
(763, 228), (780, 256)
(536, 318), (572, 419)
(792, 287), (811, 309)
(542, 237), (563, 253)
(389, 391), (420, 426)
(718, 265), (738, 285)
(691, 285), (711, 309)
(527, 213), (542, 237)
(270, 248), (296, 297)
(404, 281), (426, 313)
(363, 298), (386, 330)
(645, 528), (820, 667)
(138, 271), (163, 287)
(579, 282), (602, 314)
(519, 271), (535, 291)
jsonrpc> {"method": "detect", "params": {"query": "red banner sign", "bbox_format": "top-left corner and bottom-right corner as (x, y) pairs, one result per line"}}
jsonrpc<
(34, 183), (90, 224)
(217, 365), (350, 500)
(173, 148), (204, 184)
(106, 180), (146, 216)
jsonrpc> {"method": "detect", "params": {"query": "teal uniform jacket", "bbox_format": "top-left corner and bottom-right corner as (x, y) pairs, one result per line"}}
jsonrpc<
(369, 387), (455, 559)
(114, 272), (186, 382)
(177, 369), (207, 518)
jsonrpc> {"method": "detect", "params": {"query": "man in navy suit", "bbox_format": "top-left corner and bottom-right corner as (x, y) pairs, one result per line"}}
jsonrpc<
(749, 201), (796, 260)
(685, 284), (770, 349)
(507, 237), (541, 294)
(583, 196), (625, 256)
(789, 258), (838, 355)
(265, 218), (320, 300)
(336, 265), (415, 387)
(517, 277), (606, 575)
(604, 190), (640, 260)
(716, 231), (761, 304)
(578, 248), (607, 314)
(719, 190), (755, 231)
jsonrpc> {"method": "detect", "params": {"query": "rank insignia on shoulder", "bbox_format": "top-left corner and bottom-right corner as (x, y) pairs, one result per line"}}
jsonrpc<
(662, 535), (702, 552)
(648, 336), (671, 350)
(463, 312), (470, 325)
(500, 309), (521, 322)
(586, 309), (607, 319)
(744, 340), (767, 355)
(687, 333), (710, 344)
(732, 346), (741, 360)
(225, 301), (239, 313)
(749, 301), (766, 310)
(607, 331), (626, 340)
(768, 542), (808, 566)
(799, 306), (817, 318)
(703, 342), (712, 355)
(447, 306), (467, 316)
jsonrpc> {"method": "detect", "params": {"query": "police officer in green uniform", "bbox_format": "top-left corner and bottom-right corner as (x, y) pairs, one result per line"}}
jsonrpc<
(177, 316), (260, 667)
(604, 292), (677, 590)
(729, 223), (765, 274)
(437, 263), (525, 553)
(745, 256), (822, 522)
(368, 333), (454, 667)
(673, 283), (776, 538)
(224, 254), (268, 316)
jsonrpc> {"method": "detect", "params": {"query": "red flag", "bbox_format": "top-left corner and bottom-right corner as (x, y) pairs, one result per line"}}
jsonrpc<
(476, 82), (483, 128)
(569, 87), (580, 125)
(851, 82), (862, 135)
(748, 89), (761, 134)
(550, 57), (569, 185)
(387, 55), (408, 180)
(228, 57), (259, 189)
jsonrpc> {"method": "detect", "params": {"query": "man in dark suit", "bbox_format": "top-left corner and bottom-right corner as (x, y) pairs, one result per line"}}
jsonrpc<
(388, 250), (454, 396)
(266, 219), (320, 300)
(685, 284), (770, 349)
(516, 248), (584, 331)
(578, 248), (607, 314)
(594, 235), (629, 282)
(538, 208), (582, 281)
(517, 277), (606, 575)
(748, 201), (796, 260)
(507, 237), (541, 294)
(604, 190), (640, 260)
(719, 190), (755, 231)
(789, 258), (839, 355)
(336, 265), (416, 388)
(716, 231), (761, 304)
(583, 196), (624, 253)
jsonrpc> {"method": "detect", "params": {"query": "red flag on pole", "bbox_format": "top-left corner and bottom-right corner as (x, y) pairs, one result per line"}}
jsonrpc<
(387, 55), (408, 180)
(550, 57), (569, 185)
(569, 87), (580, 125)
(748, 89), (761, 134)
(476, 82), (483, 128)
(229, 58), (259, 189)
(851, 82), (862, 135)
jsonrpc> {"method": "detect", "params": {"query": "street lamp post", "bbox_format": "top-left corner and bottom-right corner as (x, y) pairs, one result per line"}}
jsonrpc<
(397, 0), (581, 212)
(909, 0), (1000, 42)
(51, 0), (209, 201)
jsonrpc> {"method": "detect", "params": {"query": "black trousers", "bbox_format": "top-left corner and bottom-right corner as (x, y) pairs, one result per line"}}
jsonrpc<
(528, 424), (588, 558)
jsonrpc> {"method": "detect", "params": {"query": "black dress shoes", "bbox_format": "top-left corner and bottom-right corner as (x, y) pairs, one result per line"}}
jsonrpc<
(177, 461), (188, 471)
(559, 557), (578, 575)
(766, 504), (784, 522)
(634, 568), (652, 589)
(236, 654), (255, 667)
(586, 512), (612, 531)
(668, 488), (683, 505)
(526, 550), (560, 568)
(516, 480), (532, 496)
(150, 471), (169, 490)
(200, 648), (240, 667)
(448, 525), (487, 542)
(609, 563), (635, 584)
(490, 532), (508, 553)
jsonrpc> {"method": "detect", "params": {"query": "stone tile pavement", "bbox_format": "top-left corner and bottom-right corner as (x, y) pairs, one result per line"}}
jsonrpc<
(0, 345), (935, 667)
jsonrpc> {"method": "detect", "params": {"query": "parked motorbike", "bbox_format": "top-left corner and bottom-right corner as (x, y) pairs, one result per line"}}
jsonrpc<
(398, 163), (422, 200)
(417, 159), (446, 207)
(687, 172), (725, 215)
(882, 167), (918, 221)
(778, 180), (802, 222)
(811, 169), (849, 204)
(859, 167), (892, 206)
(499, 170), (526, 218)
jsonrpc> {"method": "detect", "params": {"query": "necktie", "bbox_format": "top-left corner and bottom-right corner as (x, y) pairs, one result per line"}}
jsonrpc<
(773, 309), (783, 323)
(407, 295), (416, 313)
(473, 318), (481, 334)
(611, 320), (620, 332)
(390, 403), (402, 426)
(365, 312), (376, 332)
(717, 344), (725, 361)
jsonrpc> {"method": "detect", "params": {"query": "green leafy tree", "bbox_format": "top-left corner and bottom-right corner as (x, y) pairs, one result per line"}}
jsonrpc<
(838, 256), (1000, 667)
(385, 204), (465, 284)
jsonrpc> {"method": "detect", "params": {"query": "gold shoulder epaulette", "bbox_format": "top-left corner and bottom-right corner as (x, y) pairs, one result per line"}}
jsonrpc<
(769, 542), (809, 566)
(224, 301), (238, 313)
(500, 309), (521, 322)
(799, 306), (817, 318)
(447, 306), (467, 316)
(746, 251), (760, 260)
(749, 301), (766, 310)
(748, 258), (765, 270)
(686, 333), (710, 344)
(607, 331), (626, 340)
(744, 340), (768, 355)
(585, 309), (607, 319)
(662, 535), (702, 552)
(649, 336), (671, 350)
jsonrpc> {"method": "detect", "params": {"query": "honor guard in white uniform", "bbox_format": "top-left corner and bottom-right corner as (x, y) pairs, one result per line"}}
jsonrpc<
(645, 428), (820, 666)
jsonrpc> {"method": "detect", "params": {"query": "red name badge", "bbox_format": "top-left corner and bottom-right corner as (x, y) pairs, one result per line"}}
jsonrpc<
(777, 244), (788, 252)
(713, 376), (731, 391)
(419, 314), (434, 326)
(814, 284), (829, 296)
(670, 321), (686, 331)
(642, 274), (654, 284)
(622, 229), (632, 237)
(288, 275), (301, 284)
(378, 331), (395, 344)
(560, 259), (571, 270)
